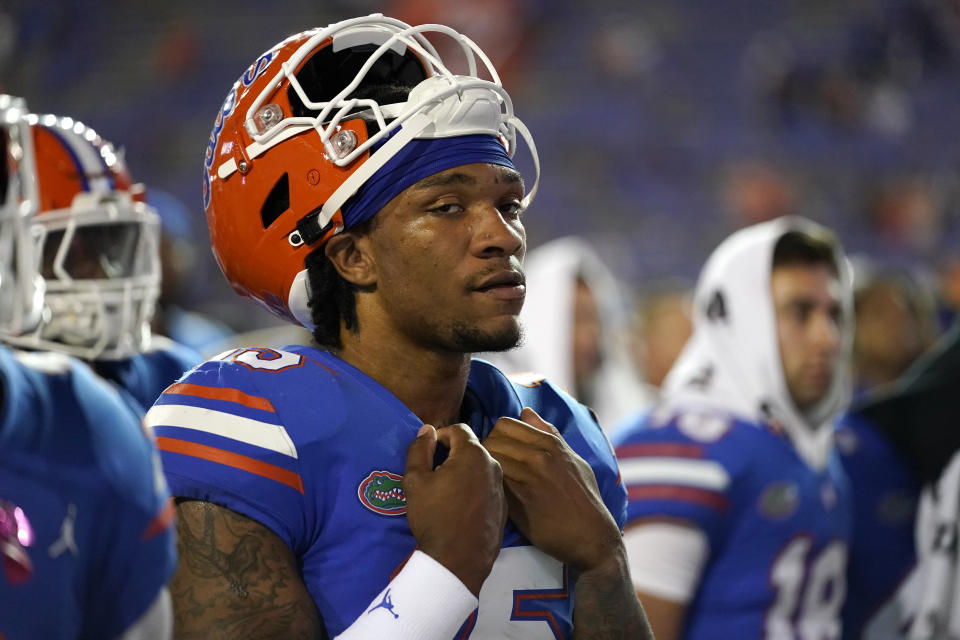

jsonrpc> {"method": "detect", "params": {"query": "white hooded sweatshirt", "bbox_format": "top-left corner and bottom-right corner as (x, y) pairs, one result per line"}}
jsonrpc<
(659, 216), (854, 471)
(482, 236), (654, 434)
(621, 216), (856, 606)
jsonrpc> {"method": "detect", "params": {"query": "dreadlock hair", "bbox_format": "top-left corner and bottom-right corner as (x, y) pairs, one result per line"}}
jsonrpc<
(772, 229), (839, 276)
(305, 218), (375, 349)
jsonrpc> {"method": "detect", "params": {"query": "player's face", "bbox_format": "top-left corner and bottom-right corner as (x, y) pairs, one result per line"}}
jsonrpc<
(367, 162), (527, 353)
(771, 263), (844, 412)
(40, 223), (140, 281)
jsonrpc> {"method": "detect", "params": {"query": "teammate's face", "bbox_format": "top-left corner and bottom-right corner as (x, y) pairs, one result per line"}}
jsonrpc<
(367, 162), (527, 353)
(771, 263), (843, 412)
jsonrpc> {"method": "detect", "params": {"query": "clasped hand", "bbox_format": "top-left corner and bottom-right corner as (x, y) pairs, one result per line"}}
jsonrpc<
(403, 408), (621, 596)
(482, 407), (622, 573)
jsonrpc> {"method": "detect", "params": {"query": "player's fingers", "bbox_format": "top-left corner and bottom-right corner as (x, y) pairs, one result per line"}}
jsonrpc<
(519, 407), (562, 437)
(484, 446), (540, 485)
(483, 429), (540, 467)
(485, 414), (564, 455)
(404, 424), (438, 476)
(436, 423), (480, 453)
(486, 416), (547, 444)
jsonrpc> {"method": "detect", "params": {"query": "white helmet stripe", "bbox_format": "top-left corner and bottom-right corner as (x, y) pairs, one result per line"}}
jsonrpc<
(47, 126), (113, 193)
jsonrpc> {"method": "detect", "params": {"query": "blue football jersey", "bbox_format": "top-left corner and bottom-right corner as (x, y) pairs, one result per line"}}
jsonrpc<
(93, 335), (199, 415)
(835, 412), (918, 640)
(147, 346), (625, 639)
(613, 409), (851, 640)
(0, 346), (176, 640)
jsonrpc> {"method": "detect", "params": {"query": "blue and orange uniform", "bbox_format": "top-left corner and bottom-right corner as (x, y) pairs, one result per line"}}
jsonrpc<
(614, 409), (852, 640)
(0, 346), (176, 639)
(147, 346), (625, 639)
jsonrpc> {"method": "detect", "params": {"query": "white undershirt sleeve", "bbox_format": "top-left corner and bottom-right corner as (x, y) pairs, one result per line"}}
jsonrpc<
(624, 522), (710, 603)
(116, 588), (172, 640)
(334, 550), (479, 639)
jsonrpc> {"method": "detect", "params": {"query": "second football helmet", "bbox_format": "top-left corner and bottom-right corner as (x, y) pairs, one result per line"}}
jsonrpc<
(203, 13), (539, 327)
(0, 101), (161, 360)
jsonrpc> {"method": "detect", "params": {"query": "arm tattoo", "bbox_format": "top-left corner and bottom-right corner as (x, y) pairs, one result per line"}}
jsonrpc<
(171, 500), (325, 640)
(572, 556), (654, 640)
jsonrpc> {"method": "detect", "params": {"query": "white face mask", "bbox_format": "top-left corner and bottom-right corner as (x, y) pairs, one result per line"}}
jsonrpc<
(5, 194), (161, 361)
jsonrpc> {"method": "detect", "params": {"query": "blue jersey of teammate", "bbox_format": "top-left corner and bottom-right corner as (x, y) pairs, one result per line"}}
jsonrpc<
(147, 345), (625, 639)
(835, 412), (918, 640)
(0, 346), (176, 640)
(614, 408), (852, 640)
(93, 335), (199, 415)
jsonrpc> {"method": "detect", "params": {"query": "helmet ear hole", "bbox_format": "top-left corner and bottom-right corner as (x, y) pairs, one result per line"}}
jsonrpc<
(261, 173), (290, 229)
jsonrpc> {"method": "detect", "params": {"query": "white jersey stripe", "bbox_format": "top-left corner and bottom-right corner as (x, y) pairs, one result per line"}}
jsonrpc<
(145, 403), (298, 459)
(619, 458), (730, 492)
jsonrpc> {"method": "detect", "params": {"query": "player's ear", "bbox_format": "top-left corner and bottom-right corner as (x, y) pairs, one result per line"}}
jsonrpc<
(324, 231), (377, 287)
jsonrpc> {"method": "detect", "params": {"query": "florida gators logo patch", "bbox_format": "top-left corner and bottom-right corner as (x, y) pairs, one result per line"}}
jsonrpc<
(358, 471), (407, 516)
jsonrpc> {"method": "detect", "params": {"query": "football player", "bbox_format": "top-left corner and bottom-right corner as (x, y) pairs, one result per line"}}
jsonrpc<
(146, 14), (651, 639)
(0, 99), (199, 415)
(613, 217), (854, 640)
(0, 95), (176, 638)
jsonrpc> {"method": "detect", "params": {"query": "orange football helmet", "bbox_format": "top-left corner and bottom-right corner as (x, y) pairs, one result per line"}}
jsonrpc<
(203, 13), (539, 327)
(0, 97), (161, 360)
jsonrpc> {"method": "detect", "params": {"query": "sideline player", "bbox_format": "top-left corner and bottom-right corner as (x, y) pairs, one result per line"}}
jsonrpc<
(613, 217), (854, 640)
(147, 14), (651, 640)
(850, 321), (959, 640)
(482, 235), (655, 433)
(0, 100), (198, 415)
(835, 264), (941, 639)
(0, 96), (176, 638)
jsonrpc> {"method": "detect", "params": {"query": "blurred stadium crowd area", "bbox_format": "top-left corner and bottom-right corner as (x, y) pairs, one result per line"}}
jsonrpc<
(3, 0), (957, 333)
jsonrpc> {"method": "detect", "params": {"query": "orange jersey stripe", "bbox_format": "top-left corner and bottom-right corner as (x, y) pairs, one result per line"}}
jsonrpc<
(157, 437), (304, 494)
(164, 382), (275, 413)
(141, 498), (176, 541)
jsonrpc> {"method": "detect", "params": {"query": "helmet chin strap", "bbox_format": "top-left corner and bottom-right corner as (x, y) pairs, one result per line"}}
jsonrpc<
(287, 269), (313, 330)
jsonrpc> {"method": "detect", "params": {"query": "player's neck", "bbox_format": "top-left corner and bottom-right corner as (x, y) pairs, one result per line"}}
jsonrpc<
(337, 332), (472, 428)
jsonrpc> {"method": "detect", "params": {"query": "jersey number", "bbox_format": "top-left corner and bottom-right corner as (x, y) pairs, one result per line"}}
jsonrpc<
(229, 348), (303, 372)
(460, 546), (570, 639)
(765, 537), (847, 640)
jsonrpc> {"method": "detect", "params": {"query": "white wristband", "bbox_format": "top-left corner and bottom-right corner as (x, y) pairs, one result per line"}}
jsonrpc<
(334, 550), (479, 639)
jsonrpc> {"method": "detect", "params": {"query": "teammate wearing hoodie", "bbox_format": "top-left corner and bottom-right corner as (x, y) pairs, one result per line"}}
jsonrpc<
(483, 236), (654, 433)
(613, 217), (854, 640)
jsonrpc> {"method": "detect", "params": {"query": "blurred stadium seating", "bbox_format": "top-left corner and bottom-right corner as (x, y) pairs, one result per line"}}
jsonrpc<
(2, 0), (955, 331)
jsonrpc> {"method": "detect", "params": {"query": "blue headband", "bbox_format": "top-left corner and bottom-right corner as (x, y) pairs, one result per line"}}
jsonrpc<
(341, 133), (516, 229)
